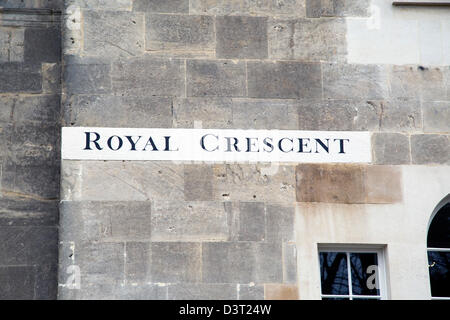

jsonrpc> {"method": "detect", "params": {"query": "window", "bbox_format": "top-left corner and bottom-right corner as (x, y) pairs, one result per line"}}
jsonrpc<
(318, 246), (388, 300)
(427, 199), (450, 300)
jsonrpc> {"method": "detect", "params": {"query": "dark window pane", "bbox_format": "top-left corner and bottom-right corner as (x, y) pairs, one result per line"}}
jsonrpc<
(322, 297), (350, 300)
(353, 297), (381, 300)
(427, 203), (450, 248)
(428, 251), (450, 297)
(350, 253), (380, 296)
(320, 252), (349, 295)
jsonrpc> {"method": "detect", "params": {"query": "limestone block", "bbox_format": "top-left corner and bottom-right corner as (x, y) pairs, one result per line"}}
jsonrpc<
(66, 161), (184, 201)
(323, 63), (389, 100)
(125, 242), (150, 283)
(422, 101), (450, 133)
(83, 10), (144, 58)
(77, 241), (125, 284)
(0, 198), (58, 227)
(173, 97), (233, 128)
(150, 242), (202, 283)
(365, 166), (403, 204)
(283, 242), (297, 283)
(238, 202), (265, 241)
(264, 284), (298, 300)
(232, 99), (298, 130)
(190, 0), (305, 16)
(269, 18), (346, 62)
(216, 16), (268, 59)
(113, 284), (167, 300)
(296, 164), (404, 204)
(0, 62), (41, 93)
(372, 133), (411, 165)
(112, 57), (184, 96)
(187, 59), (246, 97)
(146, 14), (214, 53)
(265, 204), (295, 242)
(151, 201), (229, 241)
(202, 242), (283, 283)
(0, 266), (35, 299)
(68, 0), (132, 10)
(411, 134), (450, 165)
(0, 226), (57, 266)
(306, 0), (370, 18)
(133, 0), (189, 13)
(212, 164), (296, 203)
(65, 95), (172, 128)
(247, 61), (322, 99)
(42, 63), (61, 93)
(184, 164), (214, 201)
(24, 26), (61, 64)
(296, 164), (366, 203)
(0, 27), (24, 62)
(298, 99), (379, 131)
(366, 99), (422, 132)
(239, 284), (264, 300)
(168, 283), (237, 300)
(64, 58), (111, 94)
(0, 94), (60, 123)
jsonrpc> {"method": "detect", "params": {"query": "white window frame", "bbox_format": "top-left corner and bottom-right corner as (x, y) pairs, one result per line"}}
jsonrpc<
(427, 247), (450, 300)
(318, 245), (388, 300)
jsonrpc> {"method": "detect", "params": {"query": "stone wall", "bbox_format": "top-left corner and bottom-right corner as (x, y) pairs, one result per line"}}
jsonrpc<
(0, 0), (62, 299)
(56, 0), (450, 300)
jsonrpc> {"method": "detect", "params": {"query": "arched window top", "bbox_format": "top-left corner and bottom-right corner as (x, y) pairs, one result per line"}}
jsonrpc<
(428, 202), (450, 249)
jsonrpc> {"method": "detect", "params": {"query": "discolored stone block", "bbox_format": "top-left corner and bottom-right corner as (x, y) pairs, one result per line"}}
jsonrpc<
(216, 16), (268, 59)
(168, 283), (237, 300)
(238, 202), (265, 241)
(264, 284), (298, 300)
(213, 164), (296, 203)
(298, 99), (379, 131)
(306, 0), (370, 18)
(0, 94), (60, 123)
(24, 26), (61, 64)
(0, 198), (58, 227)
(202, 242), (255, 283)
(0, 62), (41, 93)
(247, 61), (322, 99)
(133, 0), (189, 13)
(146, 14), (214, 53)
(202, 242), (283, 283)
(323, 63), (389, 100)
(65, 95), (172, 128)
(0, 266), (35, 299)
(42, 63), (61, 93)
(150, 242), (202, 283)
(365, 166), (402, 204)
(83, 11), (144, 58)
(173, 97), (233, 128)
(269, 18), (347, 62)
(296, 164), (365, 203)
(184, 164), (214, 201)
(151, 201), (229, 241)
(77, 242), (125, 284)
(187, 59), (246, 97)
(411, 134), (450, 165)
(265, 204), (295, 242)
(422, 101), (450, 133)
(68, 0), (132, 10)
(0, 226), (58, 266)
(232, 99), (298, 130)
(190, 0), (306, 16)
(125, 242), (150, 283)
(112, 57), (184, 96)
(35, 264), (58, 300)
(366, 99), (422, 132)
(64, 59), (111, 94)
(372, 133), (411, 165)
(64, 161), (184, 201)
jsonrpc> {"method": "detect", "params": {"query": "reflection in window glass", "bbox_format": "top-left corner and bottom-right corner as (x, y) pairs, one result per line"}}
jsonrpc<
(320, 252), (349, 295)
(350, 253), (380, 296)
(428, 251), (450, 298)
(319, 249), (384, 300)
